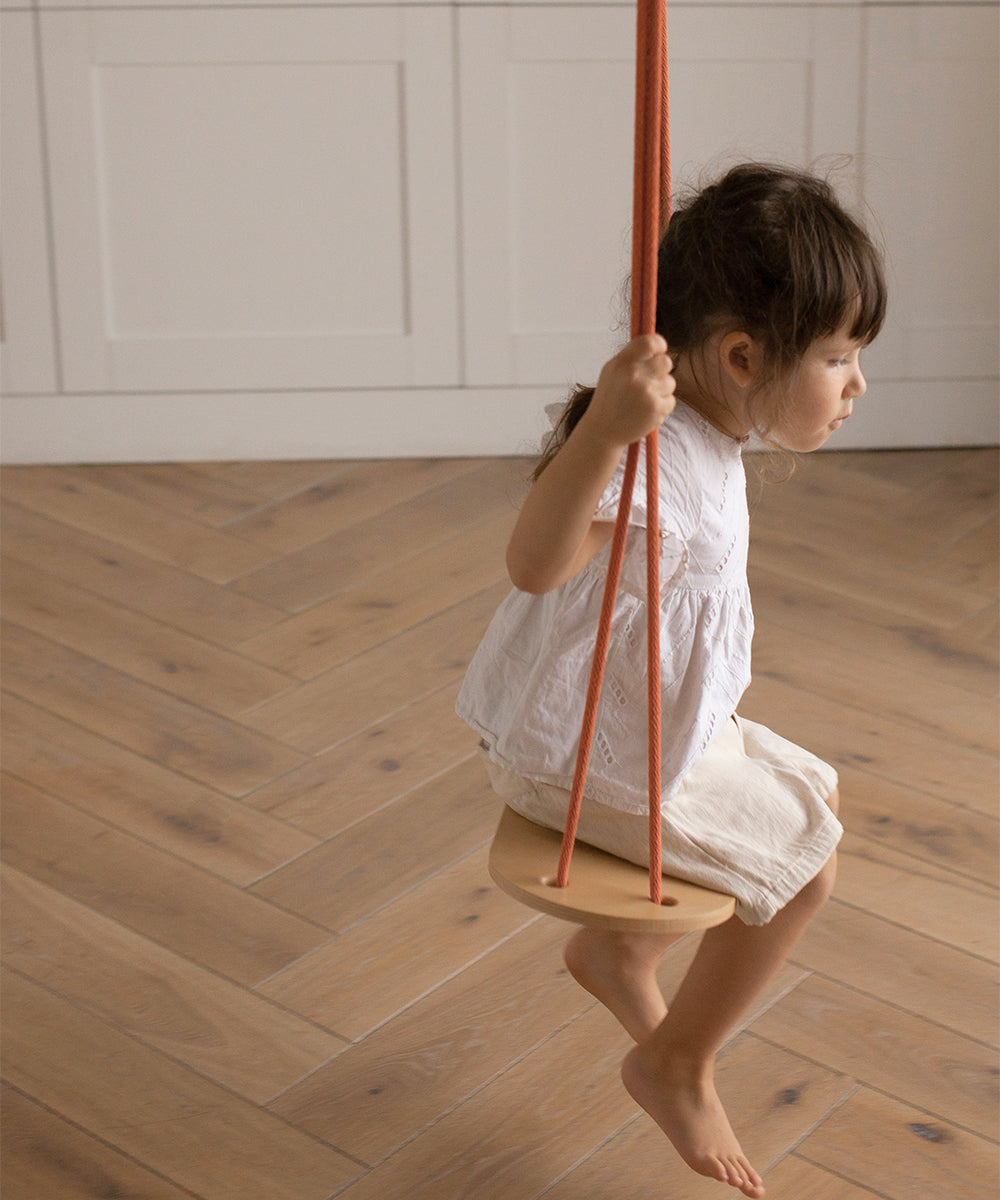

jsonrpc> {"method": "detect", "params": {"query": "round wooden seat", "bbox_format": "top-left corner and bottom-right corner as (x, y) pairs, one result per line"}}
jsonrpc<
(488, 805), (736, 933)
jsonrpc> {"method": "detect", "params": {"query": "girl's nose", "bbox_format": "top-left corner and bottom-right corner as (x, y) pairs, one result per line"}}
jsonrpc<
(849, 365), (867, 399)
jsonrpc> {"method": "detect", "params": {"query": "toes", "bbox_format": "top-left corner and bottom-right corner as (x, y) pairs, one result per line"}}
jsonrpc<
(726, 1156), (764, 1197)
(702, 1155), (732, 1185)
(735, 1171), (765, 1197)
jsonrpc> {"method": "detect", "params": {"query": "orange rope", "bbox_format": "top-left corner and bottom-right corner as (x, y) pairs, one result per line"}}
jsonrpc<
(556, 0), (670, 897)
(643, 0), (670, 904)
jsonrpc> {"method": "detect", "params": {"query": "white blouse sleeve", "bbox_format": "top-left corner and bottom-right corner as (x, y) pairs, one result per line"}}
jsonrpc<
(591, 423), (702, 595)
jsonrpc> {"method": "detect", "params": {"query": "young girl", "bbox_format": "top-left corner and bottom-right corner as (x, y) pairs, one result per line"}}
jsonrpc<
(456, 163), (886, 1197)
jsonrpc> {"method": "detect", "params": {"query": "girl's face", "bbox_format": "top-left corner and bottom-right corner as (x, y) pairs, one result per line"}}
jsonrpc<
(768, 327), (868, 452)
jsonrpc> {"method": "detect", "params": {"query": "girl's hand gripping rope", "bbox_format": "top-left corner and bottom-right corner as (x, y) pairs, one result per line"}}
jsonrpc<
(581, 334), (676, 451)
(505, 335), (676, 595)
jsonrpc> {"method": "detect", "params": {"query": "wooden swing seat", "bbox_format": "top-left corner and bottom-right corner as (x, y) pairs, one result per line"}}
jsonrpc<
(488, 805), (736, 933)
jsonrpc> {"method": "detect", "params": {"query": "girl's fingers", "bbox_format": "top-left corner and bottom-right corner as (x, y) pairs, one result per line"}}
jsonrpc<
(585, 334), (677, 446)
(627, 332), (669, 364)
(635, 336), (674, 384)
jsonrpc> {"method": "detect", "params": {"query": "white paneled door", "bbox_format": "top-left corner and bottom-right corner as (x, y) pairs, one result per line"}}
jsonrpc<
(459, 6), (865, 390)
(852, 6), (1000, 449)
(2, 3), (996, 461)
(39, 8), (460, 393)
(1, 13), (59, 395)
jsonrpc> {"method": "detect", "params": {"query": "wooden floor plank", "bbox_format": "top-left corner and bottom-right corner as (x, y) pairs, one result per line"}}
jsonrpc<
(749, 565), (999, 698)
(921, 515), (1000, 595)
(2, 623), (307, 796)
(750, 1154), (883, 1199)
(876, 449), (999, 545)
(795, 1086), (999, 1200)
(751, 621), (996, 755)
(832, 449), (997, 530)
(747, 452), (910, 531)
(1, 1086), (198, 1200)
(835, 832), (997, 959)
(749, 522), (987, 628)
(790, 901), (999, 1047)
(256, 846), (538, 1040)
(76, 461), (264, 526)
(0, 466), (276, 583)
(3, 868), (345, 1103)
(748, 975), (998, 1138)
(221, 457), (479, 552)
(741, 678), (996, 814)
(287, 1004), (637, 1200)
(0, 448), (994, 1200)
(2, 694), (319, 886)
(847, 445), (997, 480)
(949, 599), (1000, 672)
(751, 483), (944, 574)
(231, 457), (527, 612)
(750, 451), (997, 577)
(235, 509), (515, 679)
(2, 776), (329, 986)
(240, 580), (509, 752)
(2, 501), (287, 646)
(267, 917), (589, 1163)
(2, 557), (296, 718)
(837, 765), (998, 887)
(316, 1011), (827, 1200)
(186, 457), (361, 500)
(2, 970), (362, 1200)
(249, 755), (497, 931)
(244, 681), (476, 836)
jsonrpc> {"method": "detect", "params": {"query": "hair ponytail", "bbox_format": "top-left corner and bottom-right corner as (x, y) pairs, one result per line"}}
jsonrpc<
(533, 385), (596, 480)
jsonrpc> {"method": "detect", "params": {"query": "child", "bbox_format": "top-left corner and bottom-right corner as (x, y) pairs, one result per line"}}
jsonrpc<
(456, 163), (886, 1197)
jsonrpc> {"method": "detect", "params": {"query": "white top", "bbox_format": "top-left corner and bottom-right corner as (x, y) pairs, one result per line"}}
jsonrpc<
(456, 400), (754, 815)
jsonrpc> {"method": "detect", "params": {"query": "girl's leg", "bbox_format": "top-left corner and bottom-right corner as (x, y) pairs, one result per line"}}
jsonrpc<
(564, 927), (683, 1042)
(622, 845), (838, 1199)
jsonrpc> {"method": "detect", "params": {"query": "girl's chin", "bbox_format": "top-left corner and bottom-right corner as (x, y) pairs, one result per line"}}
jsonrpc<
(779, 430), (834, 453)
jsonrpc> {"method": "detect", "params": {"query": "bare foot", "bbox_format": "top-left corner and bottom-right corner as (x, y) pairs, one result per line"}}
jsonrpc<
(621, 1043), (765, 1197)
(563, 928), (676, 1042)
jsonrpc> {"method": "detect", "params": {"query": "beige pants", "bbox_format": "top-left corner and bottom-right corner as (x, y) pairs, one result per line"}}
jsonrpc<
(482, 715), (841, 925)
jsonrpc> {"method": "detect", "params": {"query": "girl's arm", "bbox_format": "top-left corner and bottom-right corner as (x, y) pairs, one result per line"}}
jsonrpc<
(506, 335), (675, 594)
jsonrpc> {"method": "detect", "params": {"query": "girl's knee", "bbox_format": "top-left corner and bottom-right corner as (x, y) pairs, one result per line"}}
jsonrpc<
(825, 785), (840, 817)
(805, 849), (838, 909)
(786, 850), (837, 919)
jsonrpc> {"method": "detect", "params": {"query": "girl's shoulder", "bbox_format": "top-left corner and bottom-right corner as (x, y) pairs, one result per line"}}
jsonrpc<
(667, 401), (745, 464)
(592, 401), (742, 537)
(658, 402), (742, 514)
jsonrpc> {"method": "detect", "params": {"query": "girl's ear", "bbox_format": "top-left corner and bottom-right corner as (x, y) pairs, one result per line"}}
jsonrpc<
(719, 331), (761, 389)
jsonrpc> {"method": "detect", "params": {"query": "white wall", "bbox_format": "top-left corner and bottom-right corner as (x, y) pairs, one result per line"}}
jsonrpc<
(1, 1), (997, 463)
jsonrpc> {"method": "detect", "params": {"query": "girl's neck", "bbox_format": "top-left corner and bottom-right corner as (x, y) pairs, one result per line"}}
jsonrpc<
(671, 352), (752, 443)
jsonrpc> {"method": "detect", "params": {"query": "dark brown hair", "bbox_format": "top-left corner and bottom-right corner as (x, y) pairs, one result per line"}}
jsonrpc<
(536, 163), (886, 477)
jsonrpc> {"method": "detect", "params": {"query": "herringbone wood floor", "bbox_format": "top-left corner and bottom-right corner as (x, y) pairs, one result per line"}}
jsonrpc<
(1, 448), (997, 1200)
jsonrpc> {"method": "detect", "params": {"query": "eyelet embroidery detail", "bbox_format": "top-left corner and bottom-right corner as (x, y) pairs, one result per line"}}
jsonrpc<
(594, 729), (616, 767)
(697, 712), (718, 755)
(715, 534), (736, 574)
